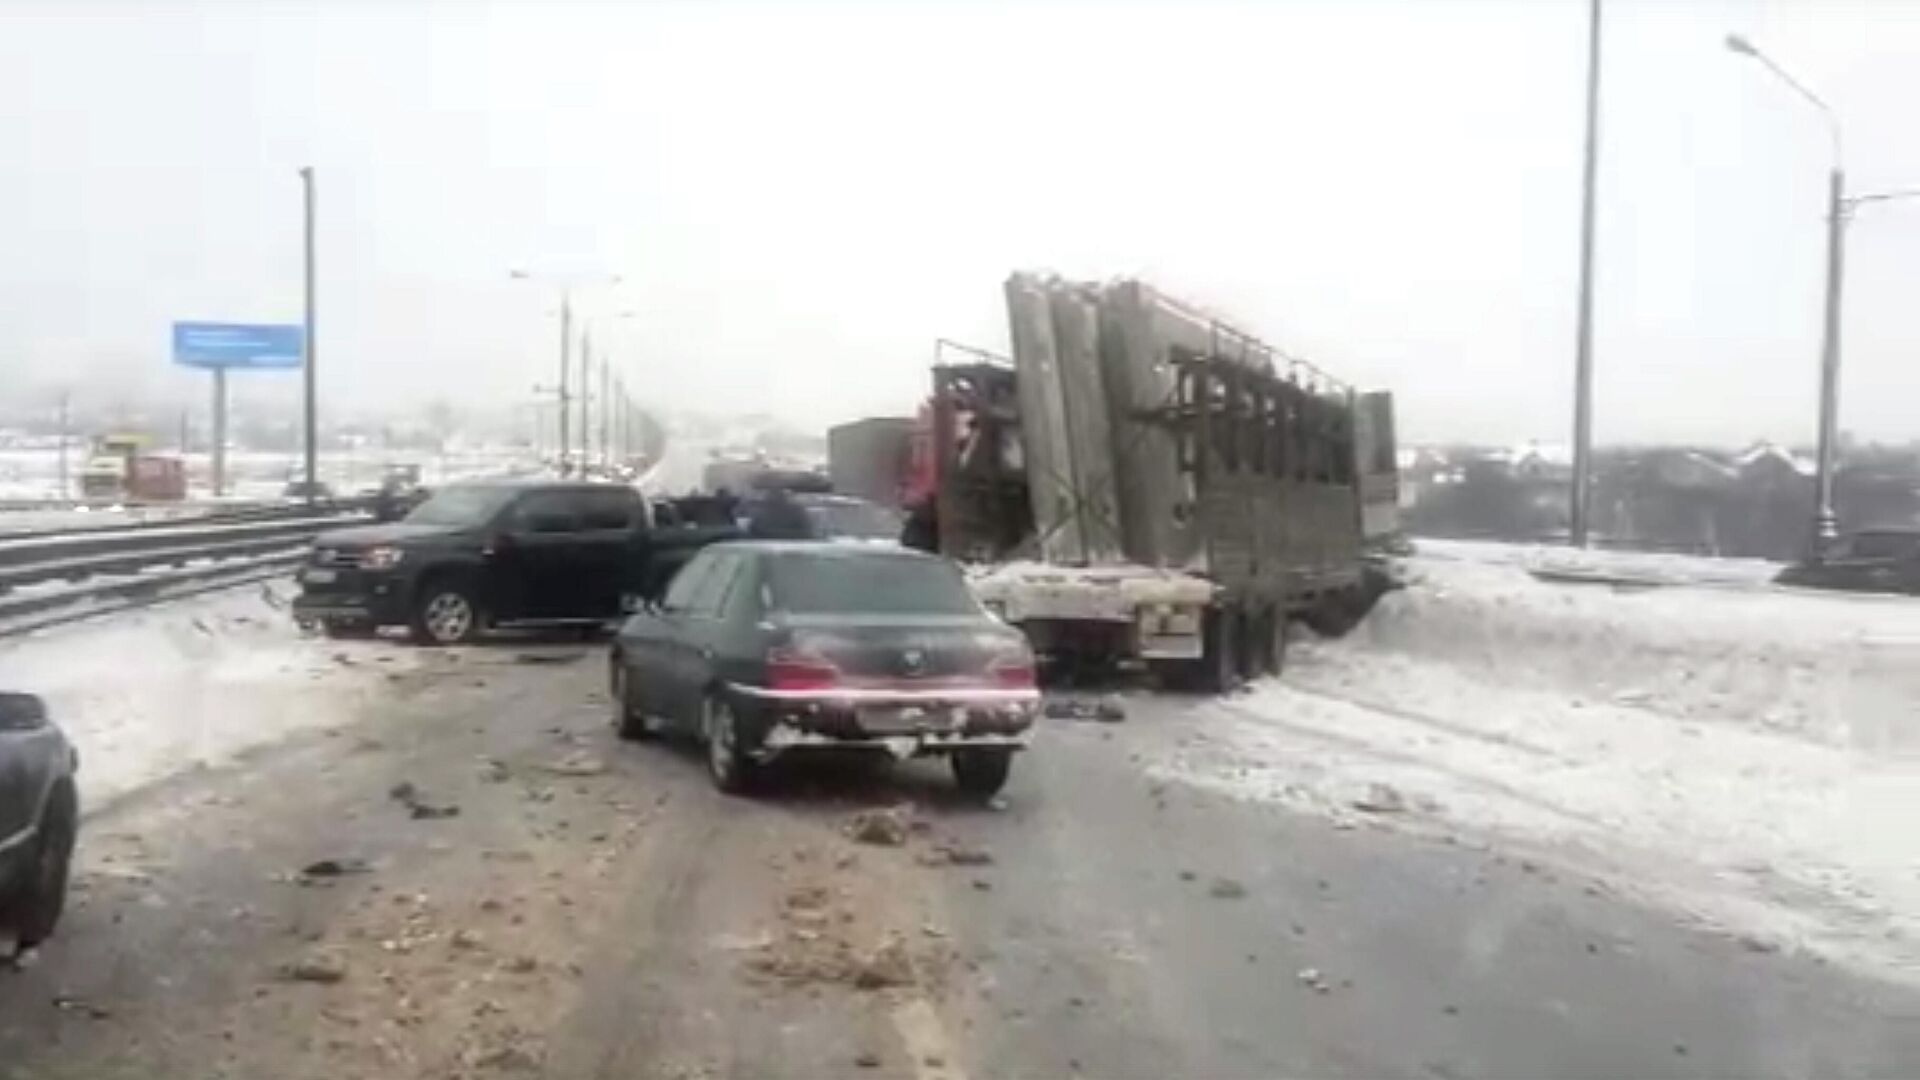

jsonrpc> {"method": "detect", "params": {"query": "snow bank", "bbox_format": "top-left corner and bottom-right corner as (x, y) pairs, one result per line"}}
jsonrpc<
(0, 583), (421, 810)
(1360, 556), (1920, 749)
(1147, 553), (1920, 980)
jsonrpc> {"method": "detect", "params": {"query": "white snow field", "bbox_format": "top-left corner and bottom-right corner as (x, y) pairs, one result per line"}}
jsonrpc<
(1153, 549), (1920, 982)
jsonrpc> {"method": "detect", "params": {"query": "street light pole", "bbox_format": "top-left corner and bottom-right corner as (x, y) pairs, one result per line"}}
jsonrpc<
(1814, 167), (1846, 550)
(299, 166), (318, 506)
(1727, 33), (1849, 557)
(600, 356), (612, 468)
(1569, 0), (1603, 548)
(558, 291), (573, 472)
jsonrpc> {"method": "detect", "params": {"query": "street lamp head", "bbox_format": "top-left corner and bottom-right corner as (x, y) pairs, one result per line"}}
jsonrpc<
(1725, 33), (1758, 57)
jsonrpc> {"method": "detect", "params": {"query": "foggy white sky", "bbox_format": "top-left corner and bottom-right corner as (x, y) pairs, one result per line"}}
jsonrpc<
(2, 0), (1918, 448)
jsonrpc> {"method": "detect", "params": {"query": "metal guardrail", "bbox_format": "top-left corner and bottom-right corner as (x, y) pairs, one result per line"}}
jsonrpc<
(0, 551), (307, 639)
(0, 513), (366, 594)
(0, 497), (377, 540)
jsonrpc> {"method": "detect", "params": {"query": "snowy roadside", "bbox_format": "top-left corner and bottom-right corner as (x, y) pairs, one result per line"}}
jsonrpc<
(0, 581), (425, 811)
(1149, 555), (1920, 982)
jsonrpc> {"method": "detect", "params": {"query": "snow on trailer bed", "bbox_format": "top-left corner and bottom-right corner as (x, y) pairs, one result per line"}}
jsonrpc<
(1148, 550), (1920, 983)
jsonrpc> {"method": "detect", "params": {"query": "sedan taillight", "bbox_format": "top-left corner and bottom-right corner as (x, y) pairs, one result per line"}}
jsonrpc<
(986, 653), (1037, 690)
(767, 647), (843, 692)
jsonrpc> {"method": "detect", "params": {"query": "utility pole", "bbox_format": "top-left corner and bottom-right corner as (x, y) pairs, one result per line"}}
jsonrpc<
(56, 391), (70, 501)
(613, 376), (626, 463)
(600, 358), (612, 468)
(558, 293), (573, 473)
(580, 328), (593, 471)
(1569, 0), (1602, 548)
(510, 270), (622, 475)
(300, 166), (318, 507)
(212, 368), (228, 497)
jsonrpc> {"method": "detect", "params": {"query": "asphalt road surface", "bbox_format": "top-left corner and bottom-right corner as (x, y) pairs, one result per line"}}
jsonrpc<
(1, 639), (1914, 1079)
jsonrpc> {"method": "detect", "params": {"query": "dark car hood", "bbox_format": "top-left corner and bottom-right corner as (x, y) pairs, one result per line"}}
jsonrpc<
(315, 522), (470, 547)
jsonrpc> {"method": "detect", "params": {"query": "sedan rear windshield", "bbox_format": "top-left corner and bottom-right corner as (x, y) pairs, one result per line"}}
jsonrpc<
(769, 553), (978, 615)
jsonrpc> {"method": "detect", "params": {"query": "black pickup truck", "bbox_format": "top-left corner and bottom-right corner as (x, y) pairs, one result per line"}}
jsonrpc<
(292, 479), (739, 644)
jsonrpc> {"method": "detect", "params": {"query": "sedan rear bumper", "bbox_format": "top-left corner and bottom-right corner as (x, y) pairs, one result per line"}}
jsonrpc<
(725, 683), (1037, 762)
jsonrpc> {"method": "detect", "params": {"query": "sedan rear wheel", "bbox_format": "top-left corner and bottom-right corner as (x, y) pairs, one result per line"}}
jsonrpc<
(951, 747), (1013, 799)
(610, 657), (654, 741)
(6, 783), (76, 949)
(703, 696), (757, 794)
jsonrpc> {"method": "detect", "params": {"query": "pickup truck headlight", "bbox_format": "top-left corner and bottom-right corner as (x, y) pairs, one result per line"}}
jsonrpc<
(362, 545), (405, 570)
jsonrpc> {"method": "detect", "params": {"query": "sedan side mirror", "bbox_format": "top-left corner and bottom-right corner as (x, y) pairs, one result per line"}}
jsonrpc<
(0, 692), (48, 730)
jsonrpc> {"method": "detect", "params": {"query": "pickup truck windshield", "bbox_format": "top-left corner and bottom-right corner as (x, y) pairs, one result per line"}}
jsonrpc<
(770, 553), (978, 615)
(404, 486), (517, 527)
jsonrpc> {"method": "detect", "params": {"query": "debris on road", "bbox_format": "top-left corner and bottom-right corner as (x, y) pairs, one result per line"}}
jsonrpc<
(280, 950), (349, 984)
(299, 858), (373, 880)
(390, 780), (460, 820)
(1208, 877), (1248, 900)
(50, 994), (112, 1020)
(479, 757), (511, 783)
(1351, 782), (1408, 814)
(931, 842), (993, 867)
(1042, 696), (1129, 722)
(515, 651), (586, 666)
(846, 807), (911, 847)
(854, 935), (914, 989)
(1296, 967), (1332, 994)
(855, 1052), (881, 1069)
(539, 751), (608, 777)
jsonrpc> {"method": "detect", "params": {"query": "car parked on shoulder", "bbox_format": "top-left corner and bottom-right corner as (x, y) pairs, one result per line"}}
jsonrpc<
(292, 479), (739, 644)
(609, 542), (1038, 798)
(0, 692), (78, 954)
(1775, 527), (1920, 596)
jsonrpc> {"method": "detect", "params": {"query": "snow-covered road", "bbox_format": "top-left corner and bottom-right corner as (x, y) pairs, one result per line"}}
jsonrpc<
(1154, 554), (1920, 982)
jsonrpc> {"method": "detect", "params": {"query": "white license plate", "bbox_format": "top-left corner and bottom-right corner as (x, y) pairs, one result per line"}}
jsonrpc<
(859, 705), (952, 735)
(1138, 633), (1203, 660)
(302, 567), (337, 584)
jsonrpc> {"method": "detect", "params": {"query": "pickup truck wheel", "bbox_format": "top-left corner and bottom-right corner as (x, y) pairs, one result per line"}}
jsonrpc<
(6, 782), (76, 949)
(702, 696), (757, 794)
(610, 657), (655, 741)
(412, 581), (480, 645)
(951, 747), (1013, 799)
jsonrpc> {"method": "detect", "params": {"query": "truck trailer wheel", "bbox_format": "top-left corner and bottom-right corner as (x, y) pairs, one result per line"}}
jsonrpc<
(1302, 587), (1365, 639)
(1263, 609), (1289, 675)
(1244, 605), (1285, 678)
(1168, 604), (1240, 694)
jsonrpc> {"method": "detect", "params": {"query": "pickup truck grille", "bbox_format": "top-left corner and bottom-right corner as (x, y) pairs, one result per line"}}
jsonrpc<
(311, 546), (363, 569)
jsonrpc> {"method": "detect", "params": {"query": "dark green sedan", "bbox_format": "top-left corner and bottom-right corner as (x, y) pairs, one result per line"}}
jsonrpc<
(609, 542), (1039, 798)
